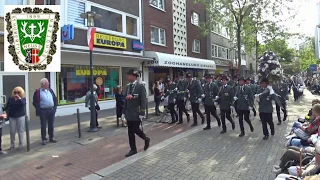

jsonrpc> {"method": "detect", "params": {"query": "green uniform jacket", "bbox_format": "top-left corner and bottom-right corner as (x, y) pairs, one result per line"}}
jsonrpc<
(256, 88), (274, 113)
(123, 82), (147, 121)
(217, 85), (234, 110)
(203, 82), (219, 106)
(228, 80), (234, 87)
(216, 80), (222, 88)
(176, 79), (189, 100)
(234, 86), (254, 110)
(164, 83), (177, 104)
(273, 83), (289, 103)
(188, 79), (203, 103)
(247, 84), (257, 95)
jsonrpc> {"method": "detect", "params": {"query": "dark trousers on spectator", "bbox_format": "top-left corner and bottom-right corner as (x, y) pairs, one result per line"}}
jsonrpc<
(276, 103), (287, 122)
(220, 109), (234, 131)
(259, 112), (274, 136)
(0, 128), (2, 151)
(39, 108), (56, 141)
(127, 120), (146, 151)
(154, 97), (161, 115)
(238, 110), (253, 133)
(191, 103), (204, 124)
(177, 100), (189, 123)
(293, 88), (298, 101)
(204, 105), (220, 127)
(89, 107), (99, 127)
(116, 106), (123, 118)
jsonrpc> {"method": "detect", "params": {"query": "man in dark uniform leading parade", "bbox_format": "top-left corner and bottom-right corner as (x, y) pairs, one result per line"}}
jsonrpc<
(186, 73), (205, 126)
(203, 74), (221, 130)
(216, 75), (235, 134)
(176, 72), (190, 124)
(274, 79), (289, 125)
(234, 77), (254, 137)
(163, 77), (178, 124)
(246, 78), (257, 117)
(123, 69), (150, 157)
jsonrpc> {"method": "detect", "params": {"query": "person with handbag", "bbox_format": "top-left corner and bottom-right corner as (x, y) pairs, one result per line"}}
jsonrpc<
(85, 84), (101, 129)
(6, 86), (27, 149)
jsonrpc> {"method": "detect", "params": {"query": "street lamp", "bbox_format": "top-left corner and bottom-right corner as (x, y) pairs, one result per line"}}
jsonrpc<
(80, 11), (101, 132)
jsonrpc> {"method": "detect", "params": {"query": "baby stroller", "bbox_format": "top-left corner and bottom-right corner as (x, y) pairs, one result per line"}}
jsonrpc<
(311, 85), (320, 95)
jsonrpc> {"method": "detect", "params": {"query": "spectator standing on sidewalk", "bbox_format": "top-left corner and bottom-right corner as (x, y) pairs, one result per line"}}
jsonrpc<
(33, 78), (58, 145)
(123, 69), (150, 157)
(0, 109), (8, 155)
(115, 85), (126, 127)
(85, 84), (101, 129)
(5, 86), (26, 149)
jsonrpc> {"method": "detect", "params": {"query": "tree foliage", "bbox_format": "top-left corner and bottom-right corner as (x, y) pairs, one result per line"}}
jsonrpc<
(258, 39), (296, 62)
(298, 37), (319, 71)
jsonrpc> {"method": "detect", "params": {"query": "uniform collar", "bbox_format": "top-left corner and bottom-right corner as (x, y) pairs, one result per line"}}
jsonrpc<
(130, 81), (137, 85)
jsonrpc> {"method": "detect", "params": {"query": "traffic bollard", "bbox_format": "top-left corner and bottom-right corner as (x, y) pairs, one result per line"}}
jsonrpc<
(77, 109), (81, 138)
(25, 115), (30, 151)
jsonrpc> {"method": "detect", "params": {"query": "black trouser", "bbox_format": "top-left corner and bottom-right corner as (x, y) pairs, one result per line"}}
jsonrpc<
(276, 103), (287, 122)
(89, 107), (99, 127)
(0, 128), (2, 151)
(238, 110), (252, 133)
(168, 103), (177, 122)
(293, 88), (298, 101)
(116, 106), (123, 118)
(39, 108), (56, 140)
(191, 103), (204, 124)
(127, 120), (146, 151)
(220, 109), (234, 130)
(251, 107), (257, 116)
(154, 97), (161, 114)
(259, 112), (274, 136)
(177, 100), (189, 122)
(204, 105), (220, 127)
(234, 101), (238, 115)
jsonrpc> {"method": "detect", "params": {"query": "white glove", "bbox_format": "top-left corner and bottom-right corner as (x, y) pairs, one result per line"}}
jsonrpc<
(230, 106), (234, 110)
(215, 96), (219, 99)
(249, 107), (253, 110)
(173, 99), (176, 103)
(201, 94), (205, 98)
(184, 97), (187, 101)
(161, 96), (164, 100)
(254, 94), (260, 97)
(214, 102), (218, 106)
(233, 97), (238, 101)
(174, 88), (178, 91)
(139, 115), (145, 120)
(285, 100), (288, 104)
(121, 114), (125, 120)
(197, 98), (202, 102)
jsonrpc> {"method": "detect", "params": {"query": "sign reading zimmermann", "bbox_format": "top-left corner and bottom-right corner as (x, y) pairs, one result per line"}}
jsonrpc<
(94, 33), (127, 49)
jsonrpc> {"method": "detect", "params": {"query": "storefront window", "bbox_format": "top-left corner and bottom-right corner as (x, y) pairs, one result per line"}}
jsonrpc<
(56, 65), (120, 105)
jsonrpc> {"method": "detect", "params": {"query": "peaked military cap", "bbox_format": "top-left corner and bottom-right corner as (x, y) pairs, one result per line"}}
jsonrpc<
(221, 75), (229, 80)
(127, 69), (140, 76)
(238, 77), (245, 81)
(204, 73), (213, 79)
(186, 73), (193, 78)
(260, 77), (269, 84)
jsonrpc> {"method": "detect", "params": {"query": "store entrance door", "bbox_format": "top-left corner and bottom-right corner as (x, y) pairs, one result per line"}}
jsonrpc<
(0, 73), (29, 117)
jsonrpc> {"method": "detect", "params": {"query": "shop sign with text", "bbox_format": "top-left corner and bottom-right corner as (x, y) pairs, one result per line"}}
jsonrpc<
(94, 33), (127, 49)
(146, 60), (215, 69)
(75, 65), (107, 76)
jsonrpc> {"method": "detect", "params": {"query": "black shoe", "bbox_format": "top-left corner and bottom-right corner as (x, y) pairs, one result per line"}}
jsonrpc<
(169, 120), (176, 124)
(271, 132), (275, 136)
(201, 117), (205, 124)
(125, 150), (137, 157)
(49, 139), (57, 143)
(217, 120), (221, 127)
(283, 118), (287, 122)
(177, 121), (183, 124)
(220, 130), (226, 134)
(231, 122), (235, 130)
(250, 126), (254, 132)
(203, 126), (211, 130)
(144, 137), (150, 151)
(239, 132), (245, 137)
(277, 121), (281, 125)
(191, 123), (197, 127)
(41, 140), (47, 145)
(263, 135), (269, 140)
(187, 115), (190, 123)
(97, 126), (102, 129)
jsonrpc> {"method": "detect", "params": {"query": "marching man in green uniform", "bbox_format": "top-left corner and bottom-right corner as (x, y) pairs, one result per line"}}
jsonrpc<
(163, 78), (178, 124)
(122, 69), (150, 157)
(176, 72), (190, 124)
(234, 77), (254, 137)
(246, 78), (257, 117)
(186, 73), (205, 126)
(216, 76), (235, 134)
(274, 80), (289, 125)
(203, 74), (221, 130)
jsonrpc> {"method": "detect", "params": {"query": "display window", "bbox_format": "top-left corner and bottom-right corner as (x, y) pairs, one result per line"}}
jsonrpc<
(56, 65), (120, 105)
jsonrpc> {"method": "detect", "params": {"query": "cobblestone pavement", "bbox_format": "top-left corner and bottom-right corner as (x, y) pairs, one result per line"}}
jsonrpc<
(102, 91), (315, 180)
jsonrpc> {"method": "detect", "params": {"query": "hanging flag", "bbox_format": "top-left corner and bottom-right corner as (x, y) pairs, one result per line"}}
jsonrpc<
(87, 27), (96, 51)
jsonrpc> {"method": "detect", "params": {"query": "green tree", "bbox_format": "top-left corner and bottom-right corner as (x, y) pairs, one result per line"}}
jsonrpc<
(258, 38), (295, 62)
(299, 38), (318, 70)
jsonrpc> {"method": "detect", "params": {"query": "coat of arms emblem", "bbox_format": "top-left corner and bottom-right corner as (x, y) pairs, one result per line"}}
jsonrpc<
(5, 7), (60, 71)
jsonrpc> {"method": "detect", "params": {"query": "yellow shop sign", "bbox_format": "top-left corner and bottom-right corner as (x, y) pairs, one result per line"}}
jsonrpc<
(75, 66), (107, 76)
(94, 33), (127, 49)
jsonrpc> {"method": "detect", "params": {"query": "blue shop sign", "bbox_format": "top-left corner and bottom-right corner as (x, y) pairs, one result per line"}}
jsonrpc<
(132, 41), (144, 51)
(61, 24), (74, 41)
(310, 64), (317, 71)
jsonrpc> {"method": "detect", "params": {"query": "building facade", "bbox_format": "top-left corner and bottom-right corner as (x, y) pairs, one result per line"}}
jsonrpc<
(144, 0), (216, 95)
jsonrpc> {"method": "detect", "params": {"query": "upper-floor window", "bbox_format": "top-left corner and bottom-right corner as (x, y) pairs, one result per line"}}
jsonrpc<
(0, 0), (27, 17)
(212, 44), (230, 60)
(192, 39), (200, 53)
(151, 26), (166, 46)
(67, 0), (139, 38)
(213, 23), (230, 39)
(191, 12), (199, 26)
(149, 0), (165, 11)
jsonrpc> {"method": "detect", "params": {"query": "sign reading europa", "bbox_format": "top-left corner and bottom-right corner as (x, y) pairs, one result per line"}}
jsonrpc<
(75, 65), (107, 76)
(94, 33), (127, 49)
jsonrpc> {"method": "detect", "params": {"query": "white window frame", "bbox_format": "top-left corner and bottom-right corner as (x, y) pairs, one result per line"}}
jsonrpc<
(212, 23), (230, 39)
(149, 0), (165, 11)
(0, 0), (28, 17)
(65, 0), (140, 40)
(150, 25), (166, 46)
(191, 12), (199, 26)
(192, 39), (200, 53)
(211, 44), (230, 60)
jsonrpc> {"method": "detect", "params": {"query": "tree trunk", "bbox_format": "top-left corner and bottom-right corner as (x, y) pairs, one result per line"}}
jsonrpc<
(236, 25), (242, 76)
(255, 25), (258, 74)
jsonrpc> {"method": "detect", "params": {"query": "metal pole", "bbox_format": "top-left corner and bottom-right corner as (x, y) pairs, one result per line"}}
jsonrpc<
(25, 115), (30, 151)
(88, 50), (98, 132)
(146, 97), (148, 119)
(77, 108), (81, 138)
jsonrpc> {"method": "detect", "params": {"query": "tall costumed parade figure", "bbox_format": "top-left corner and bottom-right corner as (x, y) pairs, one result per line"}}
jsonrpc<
(255, 51), (285, 140)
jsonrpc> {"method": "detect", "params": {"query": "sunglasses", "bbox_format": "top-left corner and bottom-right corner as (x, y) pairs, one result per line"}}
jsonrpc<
(14, 91), (21, 94)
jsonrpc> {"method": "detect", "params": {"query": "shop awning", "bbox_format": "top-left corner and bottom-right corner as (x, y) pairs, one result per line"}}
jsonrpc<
(144, 51), (216, 70)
